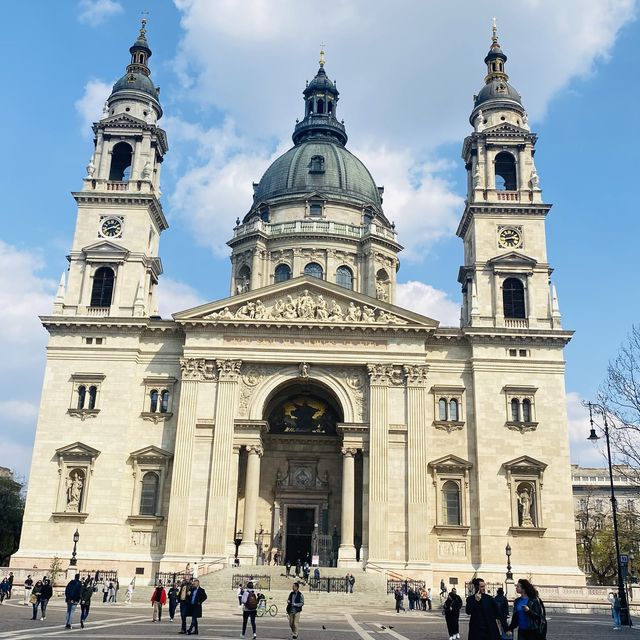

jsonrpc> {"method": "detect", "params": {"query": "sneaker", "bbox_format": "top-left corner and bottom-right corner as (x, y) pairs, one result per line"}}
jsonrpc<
(253, 634), (257, 639)
(81, 621), (84, 629)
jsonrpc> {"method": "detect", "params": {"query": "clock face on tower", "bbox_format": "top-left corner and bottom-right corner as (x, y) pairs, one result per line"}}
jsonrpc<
(99, 217), (123, 238)
(498, 226), (522, 249)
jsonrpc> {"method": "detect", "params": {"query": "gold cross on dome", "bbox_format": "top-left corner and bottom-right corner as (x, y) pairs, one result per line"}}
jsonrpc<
(319, 44), (326, 67)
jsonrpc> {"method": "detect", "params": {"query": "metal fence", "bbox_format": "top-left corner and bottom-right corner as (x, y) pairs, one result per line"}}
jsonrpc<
(86, 570), (118, 583)
(464, 581), (503, 596)
(387, 579), (426, 594)
(231, 574), (271, 590)
(154, 571), (193, 586)
(308, 577), (349, 593)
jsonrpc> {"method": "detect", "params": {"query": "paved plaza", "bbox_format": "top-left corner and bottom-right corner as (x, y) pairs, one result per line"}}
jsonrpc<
(0, 598), (634, 639)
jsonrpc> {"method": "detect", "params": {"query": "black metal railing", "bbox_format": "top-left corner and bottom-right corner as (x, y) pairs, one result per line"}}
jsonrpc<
(387, 579), (426, 594)
(154, 571), (193, 586)
(231, 574), (271, 590)
(308, 577), (349, 593)
(87, 570), (118, 583)
(464, 581), (503, 596)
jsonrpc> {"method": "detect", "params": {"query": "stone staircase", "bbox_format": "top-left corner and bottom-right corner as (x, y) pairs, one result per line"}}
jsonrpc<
(198, 565), (391, 610)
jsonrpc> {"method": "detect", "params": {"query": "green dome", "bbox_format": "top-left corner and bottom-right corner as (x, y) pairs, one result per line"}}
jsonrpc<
(112, 71), (158, 99)
(251, 140), (382, 212)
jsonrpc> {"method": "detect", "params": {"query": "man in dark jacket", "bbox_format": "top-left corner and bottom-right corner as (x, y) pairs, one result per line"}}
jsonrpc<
(465, 578), (501, 640)
(64, 574), (82, 629)
(80, 577), (95, 629)
(186, 579), (207, 635)
(494, 587), (509, 633)
(178, 579), (191, 634)
(39, 578), (53, 620)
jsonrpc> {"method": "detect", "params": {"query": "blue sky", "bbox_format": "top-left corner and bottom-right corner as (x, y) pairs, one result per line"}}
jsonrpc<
(0, 0), (638, 478)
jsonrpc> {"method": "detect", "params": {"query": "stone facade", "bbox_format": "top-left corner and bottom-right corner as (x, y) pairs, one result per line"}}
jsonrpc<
(13, 25), (584, 587)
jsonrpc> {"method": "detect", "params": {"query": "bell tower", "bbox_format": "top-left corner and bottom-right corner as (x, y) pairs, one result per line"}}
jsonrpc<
(56, 19), (169, 318)
(457, 22), (561, 330)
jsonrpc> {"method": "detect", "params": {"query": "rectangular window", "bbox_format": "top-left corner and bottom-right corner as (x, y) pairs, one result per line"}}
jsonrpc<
(85, 337), (93, 344)
(519, 349), (527, 357)
(95, 337), (103, 345)
(309, 203), (322, 217)
(509, 349), (517, 357)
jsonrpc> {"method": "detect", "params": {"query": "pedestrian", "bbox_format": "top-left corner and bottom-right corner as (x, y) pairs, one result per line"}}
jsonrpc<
(394, 586), (405, 613)
(167, 582), (179, 620)
(7, 572), (14, 599)
(186, 578), (207, 635)
(64, 573), (82, 630)
(285, 560), (292, 578)
(39, 577), (53, 620)
(440, 578), (448, 599)
(494, 587), (509, 632)
(30, 580), (43, 619)
(465, 577), (501, 640)
(408, 587), (416, 610)
(23, 574), (33, 606)
(427, 587), (432, 610)
(287, 581), (305, 640)
(420, 587), (427, 611)
(303, 561), (310, 582)
(151, 582), (167, 622)
(178, 578), (191, 634)
(509, 578), (547, 640)
(295, 559), (301, 578)
(273, 551), (279, 565)
(609, 591), (622, 630)
(80, 577), (95, 629)
(0, 578), (9, 603)
(102, 580), (109, 603)
(443, 587), (463, 640)
(349, 573), (356, 593)
(241, 580), (258, 639)
(313, 567), (320, 581)
(114, 578), (120, 602)
(125, 581), (134, 604)
(237, 583), (245, 606)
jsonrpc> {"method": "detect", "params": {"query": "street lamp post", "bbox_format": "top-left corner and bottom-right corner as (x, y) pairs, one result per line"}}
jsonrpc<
(587, 401), (631, 626)
(69, 529), (80, 567)
(234, 530), (243, 566)
(505, 542), (514, 596)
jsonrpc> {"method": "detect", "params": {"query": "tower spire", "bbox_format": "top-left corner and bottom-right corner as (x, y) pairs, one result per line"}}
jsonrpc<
(319, 44), (325, 68)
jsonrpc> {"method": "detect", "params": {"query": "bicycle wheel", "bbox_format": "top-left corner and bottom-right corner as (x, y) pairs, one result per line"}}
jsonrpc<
(268, 604), (278, 617)
(256, 607), (265, 617)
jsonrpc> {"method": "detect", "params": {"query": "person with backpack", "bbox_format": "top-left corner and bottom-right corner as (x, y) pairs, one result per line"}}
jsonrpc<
(509, 578), (547, 640)
(79, 577), (95, 629)
(394, 586), (405, 613)
(443, 587), (463, 640)
(286, 581), (305, 639)
(241, 580), (258, 639)
(39, 577), (53, 620)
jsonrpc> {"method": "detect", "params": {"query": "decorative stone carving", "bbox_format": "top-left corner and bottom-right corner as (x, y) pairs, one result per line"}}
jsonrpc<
(205, 290), (406, 325)
(65, 469), (85, 512)
(141, 159), (152, 180)
(434, 421), (464, 434)
(529, 166), (540, 189)
(341, 447), (358, 457)
(86, 157), (96, 178)
(517, 483), (535, 527)
(375, 281), (388, 302)
(298, 362), (310, 378)
(367, 364), (404, 386)
(246, 444), (264, 457)
(403, 364), (428, 386)
(180, 358), (216, 381)
(438, 540), (467, 558)
(475, 109), (484, 132)
(472, 163), (481, 189)
(238, 364), (280, 417)
(216, 359), (242, 381)
(277, 461), (329, 490)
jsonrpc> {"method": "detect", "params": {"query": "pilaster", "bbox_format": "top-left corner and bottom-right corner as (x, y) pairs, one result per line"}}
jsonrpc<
(165, 358), (216, 555)
(404, 364), (429, 563)
(238, 444), (264, 562)
(204, 359), (242, 556)
(338, 447), (357, 564)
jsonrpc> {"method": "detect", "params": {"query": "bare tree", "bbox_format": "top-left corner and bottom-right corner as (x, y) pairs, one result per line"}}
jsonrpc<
(599, 325), (640, 483)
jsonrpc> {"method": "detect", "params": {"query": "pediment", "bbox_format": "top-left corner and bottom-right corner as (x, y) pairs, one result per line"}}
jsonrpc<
(487, 252), (537, 268)
(503, 455), (547, 472)
(55, 442), (101, 460)
(484, 123), (530, 135)
(428, 454), (472, 471)
(129, 445), (173, 462)
(174, 276), (439, 329)
(99, 113), (147, 128)
(82, 240), (128, 254)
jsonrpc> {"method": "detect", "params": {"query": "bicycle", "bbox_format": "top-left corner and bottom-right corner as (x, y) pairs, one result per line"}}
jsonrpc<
(256, 595), (278, 617)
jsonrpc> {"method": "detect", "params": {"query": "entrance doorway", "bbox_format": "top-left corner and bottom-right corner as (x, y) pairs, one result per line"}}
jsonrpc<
(285, 507), (314, 565)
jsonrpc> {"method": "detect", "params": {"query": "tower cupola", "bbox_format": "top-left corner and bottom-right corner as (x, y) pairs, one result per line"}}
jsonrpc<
(292, 49), (347, 146)
(107, 18), (162, 120)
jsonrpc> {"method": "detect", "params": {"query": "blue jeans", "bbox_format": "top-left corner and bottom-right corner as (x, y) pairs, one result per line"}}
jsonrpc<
(180, 601), (189, 632)
(66, 602), (78, 626)
(613, 607), (622, 627)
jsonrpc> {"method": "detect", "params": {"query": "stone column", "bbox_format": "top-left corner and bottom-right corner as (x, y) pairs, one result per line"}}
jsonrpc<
(338, 447), (357, 564)
(165, 358), (215, 555)
(204, 359), (242, 556)
(366, 364), (392, 562)
(361, 448), (369, 562)
(239, 444), (263, 561)
(404, 365), (429, 564)
(226, 444), (242, 555)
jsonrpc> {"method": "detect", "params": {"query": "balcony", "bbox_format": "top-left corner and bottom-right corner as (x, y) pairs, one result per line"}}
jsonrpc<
(505, 318), (528, 329)
(106, 181), (128, 191)
(232, 219), (397, 243)
(86, 307), (110, 317)
(496, 191), (519, 201)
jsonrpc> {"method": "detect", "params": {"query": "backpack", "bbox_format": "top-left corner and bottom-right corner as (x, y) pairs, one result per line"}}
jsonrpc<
(246, 591), (258, 610)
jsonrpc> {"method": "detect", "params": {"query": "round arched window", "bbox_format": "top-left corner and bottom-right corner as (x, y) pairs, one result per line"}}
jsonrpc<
(304, 262), (323, 279)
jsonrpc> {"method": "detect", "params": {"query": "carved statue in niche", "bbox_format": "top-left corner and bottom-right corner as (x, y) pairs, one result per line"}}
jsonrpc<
(328, 300), (343, 321)
(316, 295), (328, 320)
(283, 295), (297, 319)
(346, 302), (362, 322)
(375, 281), (388, 302)
(517, 483), (535, 527)
(65, 469), (85, 512)
(298, 289), (315, 319)
(298, 362), (310, 378)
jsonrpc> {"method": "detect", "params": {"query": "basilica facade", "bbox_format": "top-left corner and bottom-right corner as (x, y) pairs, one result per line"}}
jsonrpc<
(14, 22), (584, 586)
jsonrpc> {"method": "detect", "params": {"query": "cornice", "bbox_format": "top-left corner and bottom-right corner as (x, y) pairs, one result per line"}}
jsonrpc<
(72, 191), (168, 232)
(41, 316), (181, 333)
(427, 326), (573, 347)
(456, 202), (552, 238)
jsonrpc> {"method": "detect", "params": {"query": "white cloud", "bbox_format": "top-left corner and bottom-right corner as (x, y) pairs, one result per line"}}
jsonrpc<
(566, 391), (607, 466)
(0, 400), (38, 423)
(78, 0), (123, 26)
(397, 281), (460, 326)
(156, 277), (207, 317)
(74, 79), (112, 138)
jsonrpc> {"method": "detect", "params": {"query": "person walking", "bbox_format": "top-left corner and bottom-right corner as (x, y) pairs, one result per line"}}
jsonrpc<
(178, 578), (191, 634)
(427, 587), (433, 610)
(30, 580), (43, 619)
(419, 587), (427, 611)
(151, 583), (167, 622)
(64, 573), (82, 629)
(80, 577), (95, 629)
(407, 587), (416, 610)
(23, 575), (33, 606)
(7, 572), (14, 599)
(102, 580), (109, 603)
(287, 581), (305, 639)
(465, 577), (501, 640)
(167, 582), (179, 621)
(509, 579), (547, 640)
(0, 578), (9, 604)
(241, 580), (258, 639)
(394, 586), (405, 613)
(494, 587), (509, 633)
(440, 578), (448, 599)
(609, 591), (622, 630)
(443, 587), (463, 640)
(107, 581), (116, 603)
(348, 573), (356, 593)
(39, 578), (53, 620)
(285, 560), (292, 578)
(295, 559), (301, 578)
(125, 581), (134, 604)
(186, 578), (207, 635)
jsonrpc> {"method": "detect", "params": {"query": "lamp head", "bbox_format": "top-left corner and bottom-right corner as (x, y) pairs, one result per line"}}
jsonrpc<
(588, 428), (599, 442)
(505, 543), (512, 557)
(73, 529), (80, 543)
